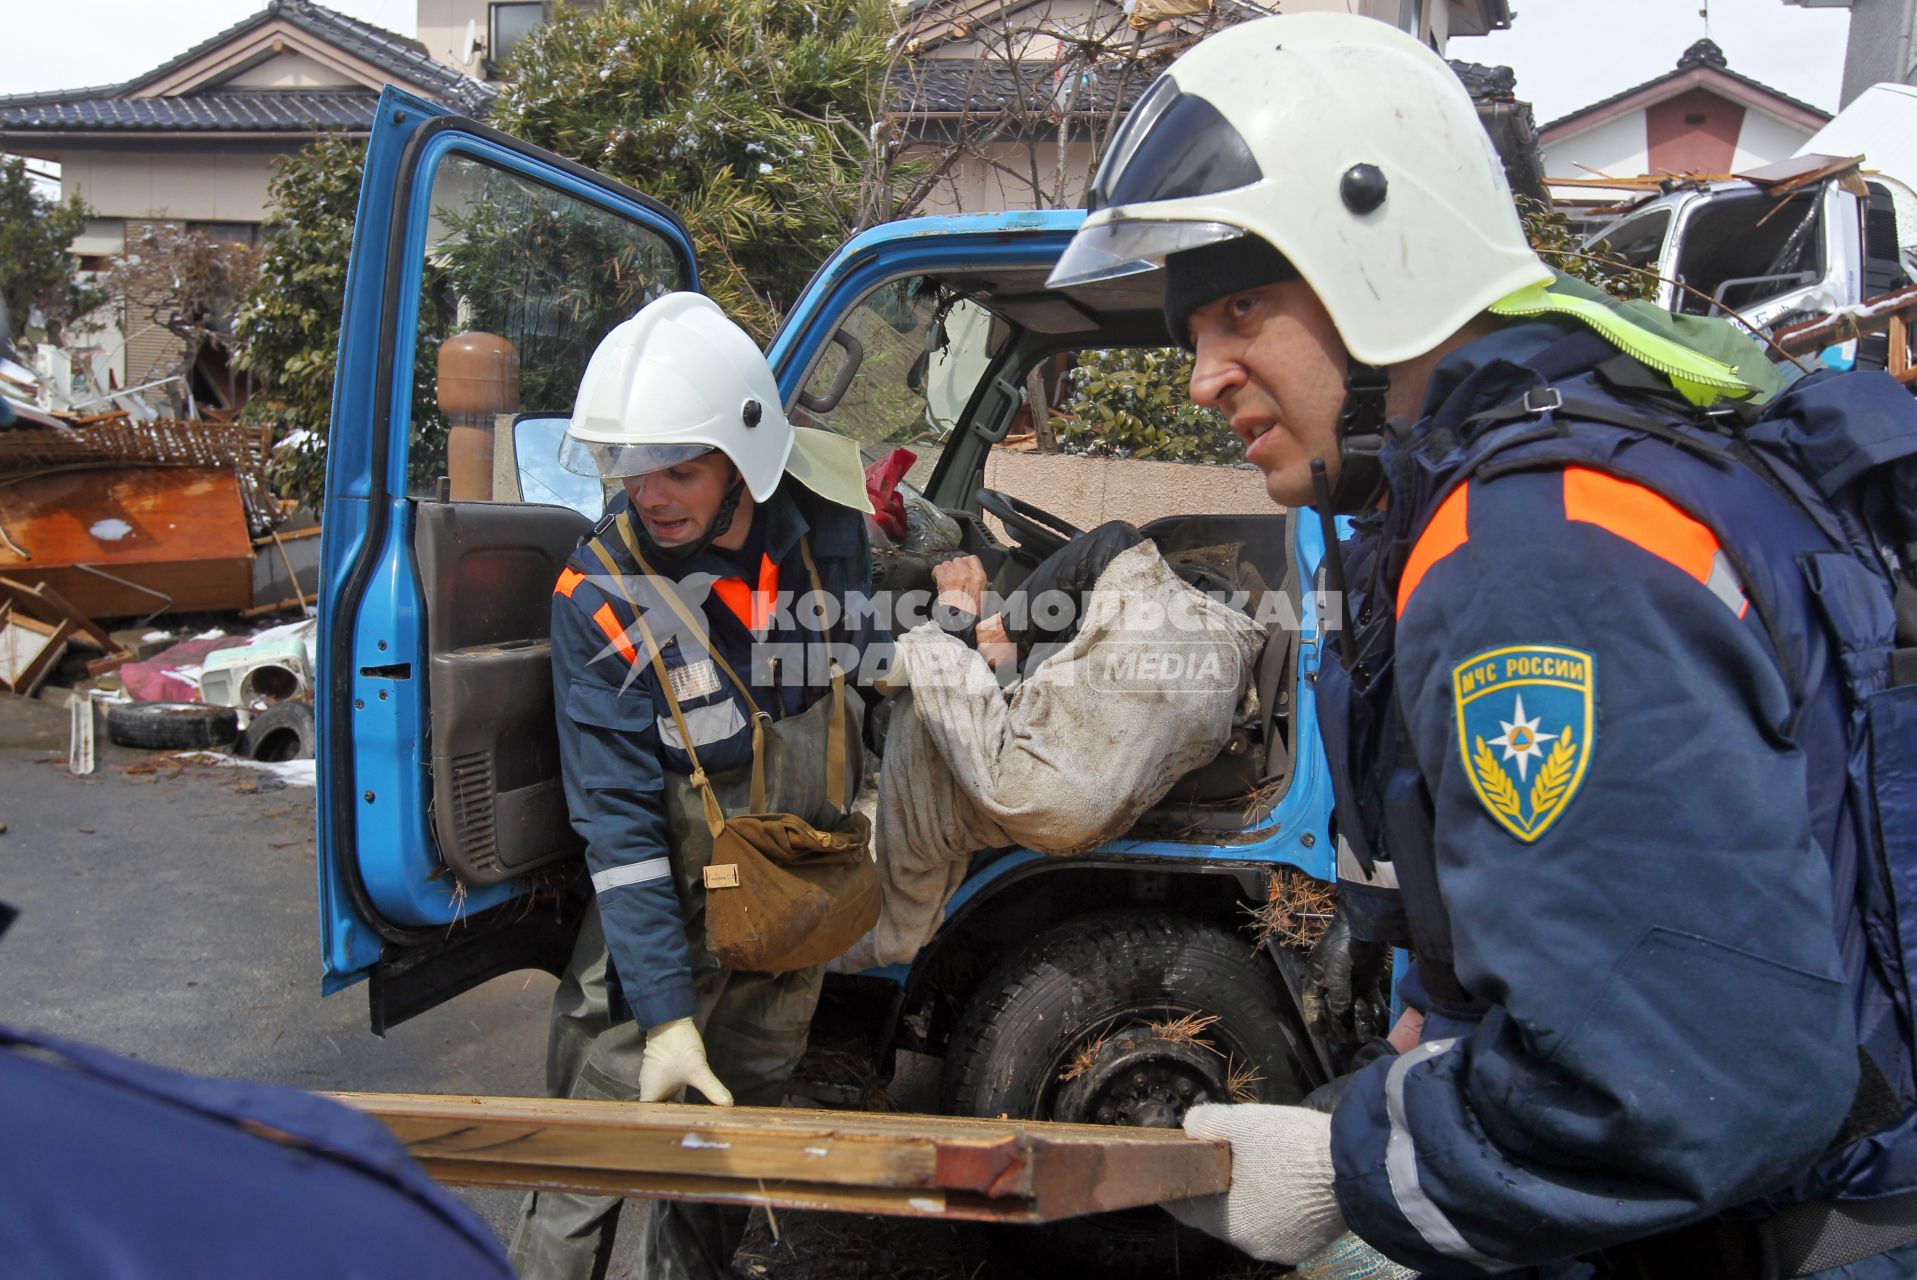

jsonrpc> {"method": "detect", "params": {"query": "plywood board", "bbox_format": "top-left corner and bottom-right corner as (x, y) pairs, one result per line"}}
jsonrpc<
(0, 467), (253, 617)
(330, 1093), (1230, 1223)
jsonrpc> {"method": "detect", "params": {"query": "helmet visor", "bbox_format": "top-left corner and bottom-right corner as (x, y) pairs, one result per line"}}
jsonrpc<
(1085, 78), (1262, 214)
(1046, 220), (1248, 290)
(559, 436), (716, 479)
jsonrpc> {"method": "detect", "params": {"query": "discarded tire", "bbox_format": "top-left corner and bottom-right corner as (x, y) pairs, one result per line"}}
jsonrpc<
(105, 702), (240, 751)
(236, 700), (315, 763)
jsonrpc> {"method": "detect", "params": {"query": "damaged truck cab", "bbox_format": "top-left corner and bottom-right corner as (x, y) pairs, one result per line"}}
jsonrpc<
(317, 88), (1341, 1159)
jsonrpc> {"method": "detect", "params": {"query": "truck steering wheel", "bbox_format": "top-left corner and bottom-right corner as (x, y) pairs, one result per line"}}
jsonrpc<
(977, 488), (1086, 562)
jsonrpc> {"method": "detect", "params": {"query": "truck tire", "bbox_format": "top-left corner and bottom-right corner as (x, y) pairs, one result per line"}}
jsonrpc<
(940, 910), (1307, 1276)
(237, 701), (314, 762)
(105, 702), (240, 751)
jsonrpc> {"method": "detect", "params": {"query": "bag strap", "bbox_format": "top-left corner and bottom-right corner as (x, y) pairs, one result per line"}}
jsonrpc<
(583, 536), (764, 829)
(613, 514), (766, 722)
(797, 534), (850, 813)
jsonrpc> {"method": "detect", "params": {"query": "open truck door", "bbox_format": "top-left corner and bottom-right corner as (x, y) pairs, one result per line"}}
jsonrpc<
(316, 87), (698, 1032)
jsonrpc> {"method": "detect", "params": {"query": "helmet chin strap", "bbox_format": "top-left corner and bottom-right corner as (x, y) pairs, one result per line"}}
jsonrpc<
(1324, 359), (1391, 514)
(641, 475), (749, 564)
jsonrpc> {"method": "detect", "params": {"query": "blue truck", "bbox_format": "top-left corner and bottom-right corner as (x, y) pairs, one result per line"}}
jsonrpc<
(314, 87), (1346, 1248)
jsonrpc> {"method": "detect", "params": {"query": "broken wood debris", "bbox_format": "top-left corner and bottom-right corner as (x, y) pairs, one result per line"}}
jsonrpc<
(329, 1093), (1230, 1223)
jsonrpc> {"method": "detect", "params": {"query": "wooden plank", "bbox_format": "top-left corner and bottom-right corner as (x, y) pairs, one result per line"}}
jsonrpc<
(330, 1093), (1230, 1223)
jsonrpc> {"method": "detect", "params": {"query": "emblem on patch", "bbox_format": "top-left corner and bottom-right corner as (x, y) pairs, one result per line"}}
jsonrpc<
(1452, 644), (1596, 843)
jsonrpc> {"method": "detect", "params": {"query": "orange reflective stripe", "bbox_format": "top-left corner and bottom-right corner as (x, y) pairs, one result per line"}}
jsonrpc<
(591, 602), (639, 666)
(713, 554), (780, 632)
(1562, 466), (1717, 583)
(1396, 484), (1470, 618)
(554, 567), (586, 599)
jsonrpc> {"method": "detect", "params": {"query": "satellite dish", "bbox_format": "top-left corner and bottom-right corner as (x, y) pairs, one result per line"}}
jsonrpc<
(462, 18), (481, 67)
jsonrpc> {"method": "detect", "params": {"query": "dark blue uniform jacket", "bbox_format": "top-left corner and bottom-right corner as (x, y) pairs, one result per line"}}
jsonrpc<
(550, 484), (885, 1029)
(1323, 320), (1917, 1277)
(0, 1020), (511, 1279)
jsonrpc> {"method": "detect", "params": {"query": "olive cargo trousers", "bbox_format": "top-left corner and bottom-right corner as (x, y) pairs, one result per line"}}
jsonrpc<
(507, 901), (824, 1280)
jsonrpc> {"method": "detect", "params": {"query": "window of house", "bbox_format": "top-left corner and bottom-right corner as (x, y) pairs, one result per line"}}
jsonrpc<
(186, 221), (260, 248)
(488, 2), (547, 71)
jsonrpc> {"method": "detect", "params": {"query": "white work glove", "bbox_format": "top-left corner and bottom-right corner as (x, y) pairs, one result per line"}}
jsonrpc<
(1296, 1233), (1419, 1280)
(1164, 1103), (1346, 1264)
(637, 1017), (734, 1106)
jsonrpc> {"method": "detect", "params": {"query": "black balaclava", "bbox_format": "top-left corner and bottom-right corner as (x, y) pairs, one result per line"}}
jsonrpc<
(1163, 235), (1388, 513)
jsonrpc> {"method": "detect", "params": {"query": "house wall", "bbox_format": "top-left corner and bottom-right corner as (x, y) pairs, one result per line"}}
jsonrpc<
(417, 0), (604, 78)
(1545, 99), (1815, 204)
(58, 149), (279, 225)
(416, 0), (492, 75)
(983, 449), (1273, 530)
(121, 219), (189, 393)
(1839, 0), (1912, 106)
(1645, 88), (1745, 175)
(1733, 110), (1818, 171)
(1542, 111), (1650, 200)
(224, 51), (360, 88)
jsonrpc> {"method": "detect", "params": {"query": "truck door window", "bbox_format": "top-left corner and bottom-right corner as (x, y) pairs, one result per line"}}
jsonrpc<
(790, 279), (1001, 493)
(1595, 209), (1671, 277)
(408, 152), (690, 501)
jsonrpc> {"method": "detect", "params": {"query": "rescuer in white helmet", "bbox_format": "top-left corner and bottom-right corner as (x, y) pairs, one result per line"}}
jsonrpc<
(511, 292), (884, 1280)
(1051, 12), (1917, 1280)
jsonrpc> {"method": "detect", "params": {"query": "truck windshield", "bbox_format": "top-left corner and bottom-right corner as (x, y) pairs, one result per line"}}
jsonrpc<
(1673, 189), (1823, 317)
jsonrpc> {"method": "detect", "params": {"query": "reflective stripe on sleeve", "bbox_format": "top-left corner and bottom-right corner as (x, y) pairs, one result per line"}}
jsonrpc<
(1562, 468), (1747, 617)
(1397, 484), (1470, 619)
(591, 857), (673, 894)
(555, 568), (586, 598)
(656, 700), (747, 751)
(591, 602), (640, 666)
(1384, 1038), (1511, 1272)
(1337, 834), (1400, 890)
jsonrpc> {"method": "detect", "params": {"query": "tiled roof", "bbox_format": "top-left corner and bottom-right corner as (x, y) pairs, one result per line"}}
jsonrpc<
(1541, 38), (1828, 134)
(0, 89), (379, 132)
(890, 58), (1153, 116)
(891, 55), (1525, 116)
(0, 0), (492, 134)
(273, 0), (494, 114)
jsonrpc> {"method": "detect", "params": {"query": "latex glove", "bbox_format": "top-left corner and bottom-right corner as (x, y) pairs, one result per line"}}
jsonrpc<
(1296, 1233), (1418, 1280)
(1164, 1103), (1345, 1264)
(638, 1018), (734, 1106)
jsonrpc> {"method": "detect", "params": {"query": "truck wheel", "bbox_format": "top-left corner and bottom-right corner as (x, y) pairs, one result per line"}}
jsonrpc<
(940, 910), (1307, 1276)
(105, 702), (240, 751)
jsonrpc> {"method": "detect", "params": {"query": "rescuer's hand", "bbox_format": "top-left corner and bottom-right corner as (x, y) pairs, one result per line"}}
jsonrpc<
(638, 1018), (734, 1106)
(1294, 1232), (1418, 1280)
(1164, 1104), (1344, 1264)
(1303, 913), (1389, 1070)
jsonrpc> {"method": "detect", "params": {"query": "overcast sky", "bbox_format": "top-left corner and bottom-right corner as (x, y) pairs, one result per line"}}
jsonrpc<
(0, 0), (1857, 134)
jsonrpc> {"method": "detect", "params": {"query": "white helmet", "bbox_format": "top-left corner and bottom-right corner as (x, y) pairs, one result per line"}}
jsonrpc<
(562, 292), (790, 501)
(565, 292), (873, 513)
(1047, 13), (1550, 366)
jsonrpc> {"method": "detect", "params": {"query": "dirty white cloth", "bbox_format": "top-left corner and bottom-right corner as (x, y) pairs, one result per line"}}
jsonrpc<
(844, 541), (1264, 969)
